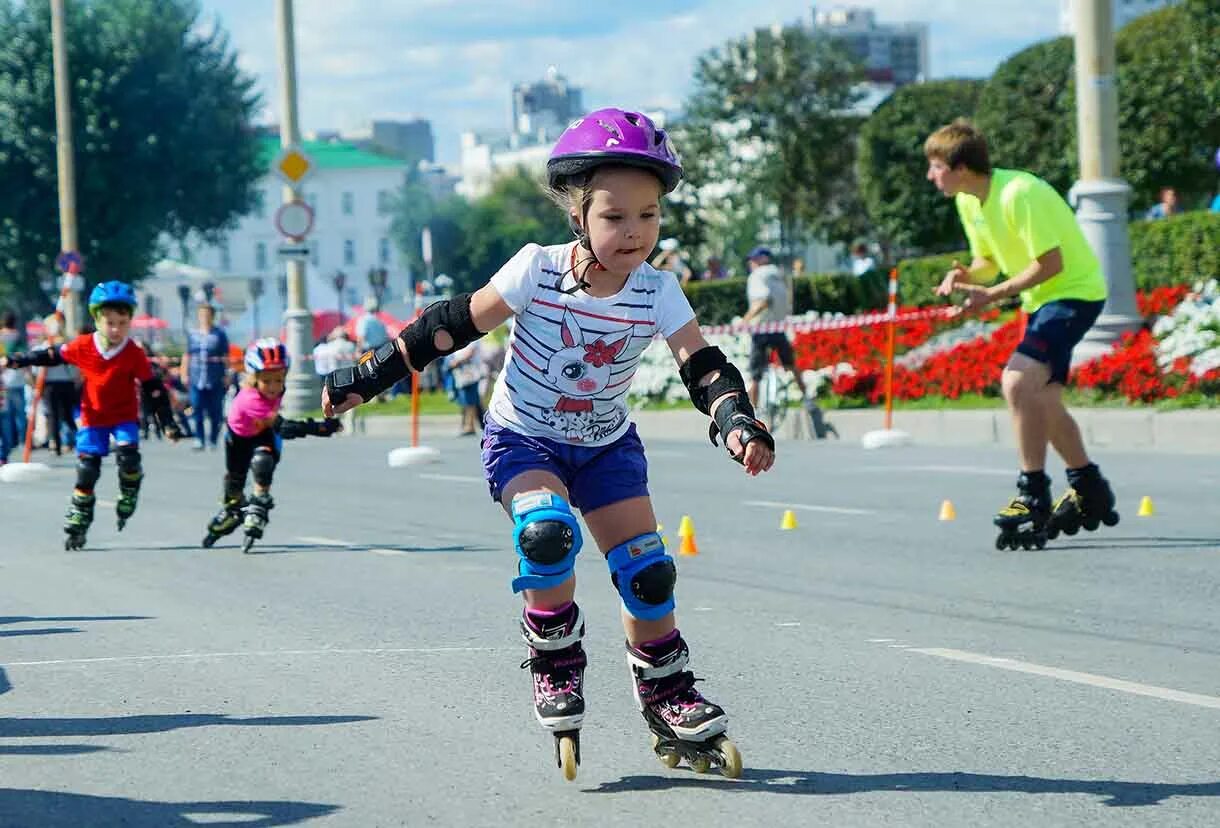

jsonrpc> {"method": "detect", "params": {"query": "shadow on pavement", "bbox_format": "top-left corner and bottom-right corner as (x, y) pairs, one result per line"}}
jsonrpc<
(588, 767), (1220, 807)
(0, 744), (108, 756)
(0, 713), (376, 738)
(0, 789), (337, 827)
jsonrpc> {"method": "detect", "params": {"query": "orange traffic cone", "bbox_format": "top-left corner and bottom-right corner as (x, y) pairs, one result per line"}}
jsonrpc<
(678, 515), (698, 557)
(938, 500), (957, 521)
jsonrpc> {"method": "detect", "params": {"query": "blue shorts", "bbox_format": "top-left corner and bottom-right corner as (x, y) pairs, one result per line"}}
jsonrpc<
(1016, 299), (1105, 384)
(76, 421), (140, 456)
(481, 420), (649, 513)
(455, 384), (481, 407)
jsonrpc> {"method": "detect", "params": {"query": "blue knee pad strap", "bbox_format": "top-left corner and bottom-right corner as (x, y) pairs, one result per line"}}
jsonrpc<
(510, 492), (582, 593)
(606, 532), (676, 621)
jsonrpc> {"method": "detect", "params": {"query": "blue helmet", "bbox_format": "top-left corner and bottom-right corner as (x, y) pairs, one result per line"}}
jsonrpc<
(244, 337), (290, 374)
(88, 281), (137, 317)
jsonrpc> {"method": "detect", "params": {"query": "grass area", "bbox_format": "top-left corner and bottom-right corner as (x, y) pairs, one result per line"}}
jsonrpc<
(297, 390), (461, 421)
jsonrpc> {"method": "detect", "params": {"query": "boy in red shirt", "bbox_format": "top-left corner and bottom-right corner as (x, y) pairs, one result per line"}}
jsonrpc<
(1, 282), (180, 549)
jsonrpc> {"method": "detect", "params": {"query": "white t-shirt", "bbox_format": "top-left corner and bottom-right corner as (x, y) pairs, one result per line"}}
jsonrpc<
(746, 264), (790, 322)
(488, 242), (695, 446)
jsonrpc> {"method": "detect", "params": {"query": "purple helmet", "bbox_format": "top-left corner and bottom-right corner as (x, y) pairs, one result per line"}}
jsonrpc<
(547, 108), (683, 193)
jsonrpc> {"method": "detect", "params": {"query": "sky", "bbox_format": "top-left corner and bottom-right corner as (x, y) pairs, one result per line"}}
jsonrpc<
(196, 0), (1065, 167)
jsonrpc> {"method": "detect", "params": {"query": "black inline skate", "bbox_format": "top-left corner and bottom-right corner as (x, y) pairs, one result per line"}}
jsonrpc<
(240, 492), (274, 553)
(202, 494), (245, 548)
(628, 630), (741, 778)
(520, 602), (587, 781)
(994, 470), (1052, 551)
(1048, 463), (1119, 539)
(64, 491), (95, 551)
(115, 470), (141, 531)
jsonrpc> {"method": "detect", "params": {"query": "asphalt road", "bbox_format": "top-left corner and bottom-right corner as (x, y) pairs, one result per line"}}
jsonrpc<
(1, 429), (1217, 827)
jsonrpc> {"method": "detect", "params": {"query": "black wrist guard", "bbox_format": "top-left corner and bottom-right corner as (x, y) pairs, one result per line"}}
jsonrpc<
(10, 347), (61, 368)
(679, 346), (743, 415)
(709, 395), (775, 463)
(397, 293), (483, 370)
(325, 340), (408, 405)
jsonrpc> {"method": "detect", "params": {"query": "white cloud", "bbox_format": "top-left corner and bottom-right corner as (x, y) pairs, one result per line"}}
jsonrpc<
(199, 0), (1062, 164)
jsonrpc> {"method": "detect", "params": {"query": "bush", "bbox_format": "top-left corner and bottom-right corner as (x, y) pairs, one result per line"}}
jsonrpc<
(1129, 211), (1220, 289)
(895, 252), (966, 308)
(684, 270), (891, 324)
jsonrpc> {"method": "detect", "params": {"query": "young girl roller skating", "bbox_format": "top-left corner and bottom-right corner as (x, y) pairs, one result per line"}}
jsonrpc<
(202, 338), (340, 553)
(0, 282), (180, 549)
(321, 108), (775, 781)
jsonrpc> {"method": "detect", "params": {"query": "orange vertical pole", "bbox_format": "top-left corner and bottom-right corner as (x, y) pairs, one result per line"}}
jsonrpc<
(883, 268), (898, 431)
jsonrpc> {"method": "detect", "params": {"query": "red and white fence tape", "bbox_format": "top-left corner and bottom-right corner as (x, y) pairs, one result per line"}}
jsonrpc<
(697, 305), (957, 337)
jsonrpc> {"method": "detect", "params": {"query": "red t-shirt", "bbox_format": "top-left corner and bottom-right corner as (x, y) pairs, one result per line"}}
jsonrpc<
(61, 334), (153, 428)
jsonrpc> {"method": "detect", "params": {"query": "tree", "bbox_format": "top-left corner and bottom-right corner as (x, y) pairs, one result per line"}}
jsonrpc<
(680, 24), (866, 259)
(0, 0), (261, 315)
(391, 167), (570, 296)
(857, 79), (984, 256)
(974, 37), (1077, 196)
(1116, 1), (1220, 208)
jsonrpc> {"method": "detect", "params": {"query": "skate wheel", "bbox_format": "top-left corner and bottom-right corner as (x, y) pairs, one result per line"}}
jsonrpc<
(202, 534), (217, 549)
(241, 536), (256, 554)
(557, 734), (578, 782)
(1082, 517), (1100, 532)
(1103, 511), (1120, 527)
(1020, 539), (1032, 550)
(712, 736), (742, 779)
(651, 734), (680, 768)
(1034, 536), (1047, 550)
(1046, 526), (1059, 540)
(688, 755), (712, 774)
(995, 536), (1007, 551)
(1064, 525), (1079, 536)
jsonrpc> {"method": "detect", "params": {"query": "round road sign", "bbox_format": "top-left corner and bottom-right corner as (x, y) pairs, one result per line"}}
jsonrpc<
(274, 201), (315, 240)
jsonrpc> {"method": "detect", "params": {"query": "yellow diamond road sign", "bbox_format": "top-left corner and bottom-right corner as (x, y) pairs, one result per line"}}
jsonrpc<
(272, 146), (315, 186)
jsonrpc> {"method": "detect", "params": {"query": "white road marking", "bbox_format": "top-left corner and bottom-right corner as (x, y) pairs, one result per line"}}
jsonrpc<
(857, 464), (1010, 476)
(692, 606), (714, 612)
(296, 535), (356, 547)
(746, 500), (875, 516)
(905, 646), (1220, 711)
(867, 638), (896, 643)
(5, 646), (503, 669)
(775, 622), (801, 627)
(371, 548), (409, 556)
(96, 498), (116, 508)
(418, 473), (483, 484)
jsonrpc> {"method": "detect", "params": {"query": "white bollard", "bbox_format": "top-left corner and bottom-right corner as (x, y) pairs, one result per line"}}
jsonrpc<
(860, 429), (913, 450)
(0, 462), (53, 483)
(386, 446), (441, 468)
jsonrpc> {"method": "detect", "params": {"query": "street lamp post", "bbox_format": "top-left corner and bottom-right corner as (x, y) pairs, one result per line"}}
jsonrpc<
(368, 267), (387, 308)
(249, 277), (265, 339)
(333, 270), (346, 323)
(176, 284), (191, 338)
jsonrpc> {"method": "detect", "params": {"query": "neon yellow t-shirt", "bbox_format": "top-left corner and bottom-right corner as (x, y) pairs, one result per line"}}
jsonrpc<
(955, 168), (1106, 313)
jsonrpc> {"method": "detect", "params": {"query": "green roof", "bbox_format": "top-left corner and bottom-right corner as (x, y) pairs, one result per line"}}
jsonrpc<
(257, 136), (408, 171)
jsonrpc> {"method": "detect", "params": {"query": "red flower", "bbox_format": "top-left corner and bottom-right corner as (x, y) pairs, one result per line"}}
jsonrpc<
(582, 340), (617, 368)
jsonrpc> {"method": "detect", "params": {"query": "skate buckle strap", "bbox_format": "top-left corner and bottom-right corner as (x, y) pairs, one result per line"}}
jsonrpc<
(521, 646), (587, 673)
(519, 606), (585, 652)
(636, 670), (697, 707)
(627, 639), (690, 681)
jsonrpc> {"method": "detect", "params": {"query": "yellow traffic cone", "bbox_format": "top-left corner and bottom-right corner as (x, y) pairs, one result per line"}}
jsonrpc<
(938, 499), (957, 521)
(1137, 496), (1155, 517)
(780, 510), (799, 530)
(678, 515), (694, 539)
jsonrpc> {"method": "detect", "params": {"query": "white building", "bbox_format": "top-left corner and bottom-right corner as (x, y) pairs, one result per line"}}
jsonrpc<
(1059, 0), (1179, 33)
(811, 7), (929, 86)
(143, 138), (413, 345)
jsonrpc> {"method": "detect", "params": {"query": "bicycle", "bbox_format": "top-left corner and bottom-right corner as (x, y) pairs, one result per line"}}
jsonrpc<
(758, 350), (838, 440)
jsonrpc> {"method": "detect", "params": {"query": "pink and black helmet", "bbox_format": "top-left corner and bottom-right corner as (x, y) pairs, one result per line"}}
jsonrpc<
(547, 108), (683, 193)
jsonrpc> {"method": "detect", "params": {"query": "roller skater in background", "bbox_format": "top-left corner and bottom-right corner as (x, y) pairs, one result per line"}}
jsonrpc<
(321, 108), (771, 781)
(925, 120), (1118, 551)
(202, 338), (340, 553)
(0, 282), (180, 549)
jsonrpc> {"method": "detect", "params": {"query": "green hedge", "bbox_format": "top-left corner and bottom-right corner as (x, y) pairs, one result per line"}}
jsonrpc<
(683, 271), (890, 325)
(1129, 211), (1220, 289)
(894, 210), (1220, 307)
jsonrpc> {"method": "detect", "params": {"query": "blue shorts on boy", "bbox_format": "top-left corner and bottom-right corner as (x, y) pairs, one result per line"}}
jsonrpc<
(76, 421), (140, 456)
(1016, 299), (1104, 384)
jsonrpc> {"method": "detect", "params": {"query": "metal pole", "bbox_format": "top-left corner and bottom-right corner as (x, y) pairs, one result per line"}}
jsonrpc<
(1070, 0), (1140, 359)
(276, 0), (316, 414)
(50, 0), (80, 335)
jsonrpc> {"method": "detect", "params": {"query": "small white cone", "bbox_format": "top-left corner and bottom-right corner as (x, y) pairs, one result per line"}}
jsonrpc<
(387, 446), (441, 468)
(861, 429), (913, 450)
(0, 462), (53, 483)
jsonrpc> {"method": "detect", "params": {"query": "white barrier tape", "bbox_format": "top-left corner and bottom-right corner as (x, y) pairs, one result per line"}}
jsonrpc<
(698, 306), (955, 337)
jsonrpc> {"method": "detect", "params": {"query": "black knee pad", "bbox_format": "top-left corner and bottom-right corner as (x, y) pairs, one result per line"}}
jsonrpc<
(75, 453), (102, 493)
(250, 448), (277, 488)
(115, 445), (143, 484)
